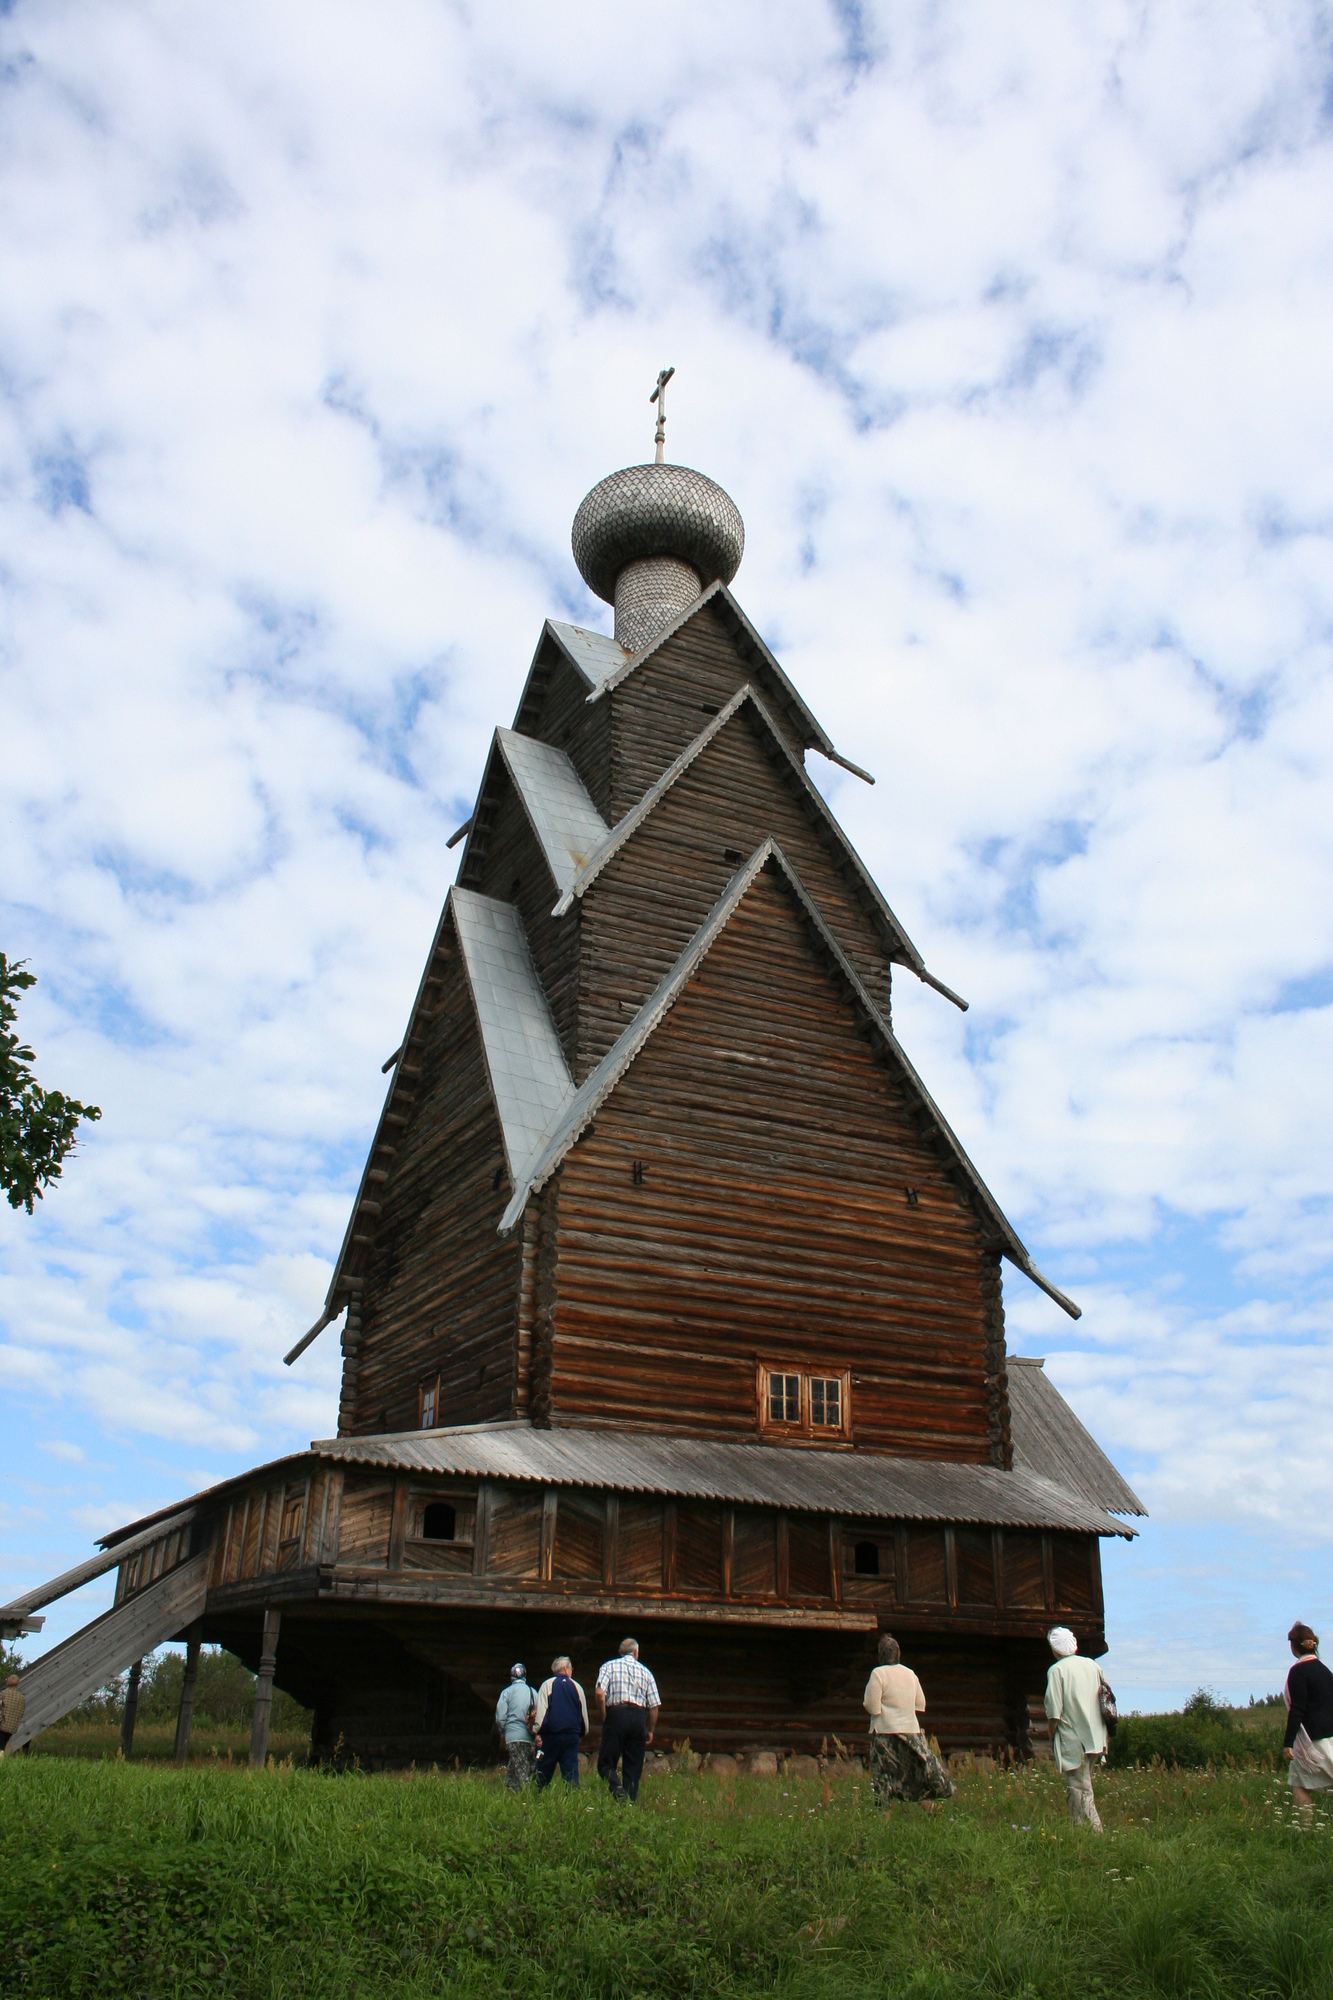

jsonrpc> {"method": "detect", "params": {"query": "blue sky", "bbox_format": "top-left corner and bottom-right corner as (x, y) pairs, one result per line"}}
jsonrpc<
(2, 0), (1331, 1711)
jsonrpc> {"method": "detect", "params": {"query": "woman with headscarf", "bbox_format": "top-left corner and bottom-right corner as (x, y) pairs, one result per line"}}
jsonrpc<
(1043, 1626), (1109, 1831)
(1283, 1622), (1333, 1818)
(861, 1634), (954, 1808)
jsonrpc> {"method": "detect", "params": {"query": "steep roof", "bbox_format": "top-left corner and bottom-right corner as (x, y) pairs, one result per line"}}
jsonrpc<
(545, 619), (627, 688)
(497, 836), (1079, 1320)
(550, 679), (965, 1004)
(492, 728), (609, 896)
(585, 579), (838, 759)
(451, 888), (575, 1182)
(1008, 1358), (1146, 1516)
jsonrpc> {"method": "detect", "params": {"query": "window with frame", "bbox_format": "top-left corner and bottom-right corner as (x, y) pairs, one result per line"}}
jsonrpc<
(759, 1365), (852, 1442)
(419, 1377), (440, 1430)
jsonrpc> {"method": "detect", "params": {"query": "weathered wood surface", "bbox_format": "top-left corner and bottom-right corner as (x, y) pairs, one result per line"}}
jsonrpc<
(550, 870), (1002, 1457)
(344, 918), (522, 1437)
(0, 1508), (196, 1627)
(6, 1553), (209, 1752)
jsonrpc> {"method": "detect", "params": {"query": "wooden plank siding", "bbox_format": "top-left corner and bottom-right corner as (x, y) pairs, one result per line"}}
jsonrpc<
(607, 607), (810, 820)
(577, 701), (895, 1077)
(343, 935), (523, 1436)
(548, 867), (1002, 1458)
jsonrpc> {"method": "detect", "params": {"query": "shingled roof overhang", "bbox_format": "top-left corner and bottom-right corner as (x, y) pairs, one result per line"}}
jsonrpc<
(501, 837), (1079, 1320)
(1007, 1359), (1145, 1516)
(551, 680), (965, 1007)
(89, 1402), (1134, 1553)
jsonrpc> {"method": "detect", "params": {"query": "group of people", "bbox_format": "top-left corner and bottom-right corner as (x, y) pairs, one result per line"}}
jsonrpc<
(493, 1636), (661, 1801)
(863, 1618), (1333, 1832)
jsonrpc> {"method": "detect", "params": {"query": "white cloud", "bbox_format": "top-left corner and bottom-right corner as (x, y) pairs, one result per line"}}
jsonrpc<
(1, 0), (1330, 1700)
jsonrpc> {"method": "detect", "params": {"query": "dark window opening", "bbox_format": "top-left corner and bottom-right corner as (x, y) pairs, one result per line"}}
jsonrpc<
(422, 1502), (456, 1542)
(854, 1540), (880, 1576)
(723, 846), (744, 863)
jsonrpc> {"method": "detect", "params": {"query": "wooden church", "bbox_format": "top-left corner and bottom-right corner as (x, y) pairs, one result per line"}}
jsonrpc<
(2, 393), (1143, 1767)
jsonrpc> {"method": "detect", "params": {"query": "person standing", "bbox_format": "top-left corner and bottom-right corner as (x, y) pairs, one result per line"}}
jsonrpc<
(862, 1634), (953, 1807)
(533, 1655), (588, 1789)
(1282, 1621), (1333, 1817)
(494, 1663), (537, 1792)
(594, 1637), (660, 1802)
(0, 1674), (24, 1754)
(1043, 1626), (1109, 1831)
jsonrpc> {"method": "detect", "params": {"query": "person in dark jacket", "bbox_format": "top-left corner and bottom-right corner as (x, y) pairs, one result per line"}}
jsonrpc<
(533, 1655), (589, 1790)
(1283, 1621), (1333, 1816)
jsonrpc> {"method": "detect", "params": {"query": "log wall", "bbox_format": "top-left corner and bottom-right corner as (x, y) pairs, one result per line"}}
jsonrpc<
(551, 869), (1001, 1456)
(344, 940), (523, 1435)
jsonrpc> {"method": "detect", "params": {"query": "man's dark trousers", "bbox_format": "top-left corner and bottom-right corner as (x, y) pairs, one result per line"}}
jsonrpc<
(598, 1703), (648, 1801)
(535, 1731), (581, 1787)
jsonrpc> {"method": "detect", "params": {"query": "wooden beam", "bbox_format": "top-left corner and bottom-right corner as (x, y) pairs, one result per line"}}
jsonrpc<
(827, 1517), (843, 1608)
(602, 1494), (620, 1590)
(0, 1507), (197, 1627)
(248, 1607), (282, 1769)
(539, 1489), (557, 1582)
(944, 1529), (958, 1610)
(662, 1501), (677, 1594)
(119, 1659), (143, 1758)
(174, 1621), (203, 1765)
(388, 1476), (410, 1572)
(473, 1482), (493, 1576)
(720, 1508), (734, 1598)
(6, 1554), (209, 1753)
(775, 1511), (790, 1599)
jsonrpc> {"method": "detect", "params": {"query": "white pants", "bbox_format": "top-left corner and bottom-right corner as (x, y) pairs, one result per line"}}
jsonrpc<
(1062, 1755), (1103, 1830)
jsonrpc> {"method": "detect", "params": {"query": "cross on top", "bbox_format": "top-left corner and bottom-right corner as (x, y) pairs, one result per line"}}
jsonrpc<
(650, 366), (675, 463)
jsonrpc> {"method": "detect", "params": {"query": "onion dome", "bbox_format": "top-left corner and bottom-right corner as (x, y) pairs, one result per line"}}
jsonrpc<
(571, 462), (745, 654)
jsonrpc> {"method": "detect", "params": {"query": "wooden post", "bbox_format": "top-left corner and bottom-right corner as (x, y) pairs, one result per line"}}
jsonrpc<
(894, 1525), (909, 1606)
(473, 1483), (493, 1576)
(388, 1475), (410, 1571)
(662, 1500), (677, 1593)
(602, 1494), (620, 1590)
(944, 1529), (958, 1610)
(119, 1658), (142, 1758)
(174, 1621), (203, 1765)
(827, 1517), (842, 1607)
(721, 1508), (734, 1598)
(991, 1530), (1005, 1610)
(1041, 1534), (1056, 1614)
(539, 1488), (557, 1581)
(775, 1512), (790, 1599)
(248, 1607), (281, 1769)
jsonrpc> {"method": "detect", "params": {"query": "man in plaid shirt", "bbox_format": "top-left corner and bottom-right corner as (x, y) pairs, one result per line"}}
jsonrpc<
(594, 1637), (660, 1802)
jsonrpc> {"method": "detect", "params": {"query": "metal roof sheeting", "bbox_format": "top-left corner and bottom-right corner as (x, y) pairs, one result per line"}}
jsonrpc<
(451, 888), (575, 1180)
(1007, 1358), (1146, 1516)
(545, 620), (627, 688)
(496, 728), (609, 896)
(310, 1421), (1134, 1537)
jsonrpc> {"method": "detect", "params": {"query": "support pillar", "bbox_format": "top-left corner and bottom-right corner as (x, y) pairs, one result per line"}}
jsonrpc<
(248, 1607), (281, 1769)
(174, 1620), (203, 1765)
(119, 1658), (142, 1758)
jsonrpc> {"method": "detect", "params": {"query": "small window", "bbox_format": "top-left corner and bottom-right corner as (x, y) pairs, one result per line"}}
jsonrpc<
(422, 1501), (456, 1542)
(280, 1496), (303, 1543)
(854, 1540), (880, 1576)
(768, 1373), (800, 1425)
(759, 1365), (852, 1442)
(419, 1378), (439, 1429)
(810, 1377), (841, 1430)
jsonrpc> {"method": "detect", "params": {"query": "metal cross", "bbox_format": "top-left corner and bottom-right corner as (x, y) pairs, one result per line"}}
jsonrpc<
(650, 366), (675, 463)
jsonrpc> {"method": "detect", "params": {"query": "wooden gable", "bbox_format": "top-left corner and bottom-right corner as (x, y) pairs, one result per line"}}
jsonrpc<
(539, 861), (1008, 1461)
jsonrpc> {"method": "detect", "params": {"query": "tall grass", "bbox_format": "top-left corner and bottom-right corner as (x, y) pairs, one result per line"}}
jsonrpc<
(2, 1754), (1329, 1998)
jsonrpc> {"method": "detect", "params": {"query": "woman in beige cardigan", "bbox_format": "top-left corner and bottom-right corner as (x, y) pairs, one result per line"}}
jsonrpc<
(862, 1634), (954, 1807)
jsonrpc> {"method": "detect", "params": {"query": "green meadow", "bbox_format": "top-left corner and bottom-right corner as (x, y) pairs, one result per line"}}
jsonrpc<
(2, 1751), (1329, 1999)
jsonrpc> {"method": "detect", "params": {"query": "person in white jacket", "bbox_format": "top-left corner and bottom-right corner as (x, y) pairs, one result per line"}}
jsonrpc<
(862, 1634), (953, 1807)
(1043, 1627), (1109, 1830)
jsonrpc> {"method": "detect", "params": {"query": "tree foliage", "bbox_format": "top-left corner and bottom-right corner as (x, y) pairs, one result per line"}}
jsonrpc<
(0, 955), (100, 1213)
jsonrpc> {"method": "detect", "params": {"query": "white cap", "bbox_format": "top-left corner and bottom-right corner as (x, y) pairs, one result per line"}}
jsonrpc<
(1047, 1627), (1078, 1658)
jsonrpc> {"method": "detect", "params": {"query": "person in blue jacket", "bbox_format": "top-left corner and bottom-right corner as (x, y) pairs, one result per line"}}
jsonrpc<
(494, 1663), (537, 1791)
(533, 1655), (589, 1789)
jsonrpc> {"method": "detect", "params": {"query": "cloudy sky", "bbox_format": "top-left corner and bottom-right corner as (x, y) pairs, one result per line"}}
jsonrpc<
(2, 1), (1330, 1709)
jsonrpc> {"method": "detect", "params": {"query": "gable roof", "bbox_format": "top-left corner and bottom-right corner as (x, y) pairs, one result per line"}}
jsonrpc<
(451, 888), (575, 1181)
(584, 579), (837, 760)
(499, 836), (1079, 1321)
(1008, 1358), (1145, 1516)
(550, 679), (965, 1006)
(493, 728), (609, 896)
(545, 619), (627, 688)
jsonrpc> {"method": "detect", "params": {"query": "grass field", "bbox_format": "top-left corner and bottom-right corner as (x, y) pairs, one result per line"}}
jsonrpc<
(2, 1752), (1330, 1999)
